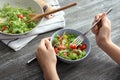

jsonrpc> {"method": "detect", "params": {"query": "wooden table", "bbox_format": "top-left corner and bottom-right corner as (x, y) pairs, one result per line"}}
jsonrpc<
(0, 0), (120, 80)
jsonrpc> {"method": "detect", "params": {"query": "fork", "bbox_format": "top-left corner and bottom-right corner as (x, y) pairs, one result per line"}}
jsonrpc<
(72, 8), (112, 47)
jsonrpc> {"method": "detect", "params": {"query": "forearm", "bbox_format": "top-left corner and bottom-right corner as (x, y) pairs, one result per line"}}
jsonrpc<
(43, 65), (60, 80)
(99, 40), (120, 65)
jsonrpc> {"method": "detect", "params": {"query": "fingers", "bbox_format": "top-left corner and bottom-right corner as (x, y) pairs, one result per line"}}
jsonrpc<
(38, 37), (52, 50)
(38, 38), (46, 49)
(45, 38), (53, 50)
(92, 12), (107, 35)
(93, 13), (103, 24)
(37, 37), (50, 50)
(101, 15), (111, 28)
(92, 25), (99, 34)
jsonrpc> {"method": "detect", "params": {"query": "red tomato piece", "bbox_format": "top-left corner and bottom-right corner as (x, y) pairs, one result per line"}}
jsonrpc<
(58, 36), (63, 41)
(78, 43), (87, 50)
(54, 48), (58, 54)
(57, 45), (66, 50)
(1, 26), (7, 31)
(69, 43), (77, 49)
(63, 53), (68, 57)
(17, 14), (24, 19)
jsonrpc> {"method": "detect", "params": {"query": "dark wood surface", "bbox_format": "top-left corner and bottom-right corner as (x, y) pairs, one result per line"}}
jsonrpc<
(0, 0), (120, 80)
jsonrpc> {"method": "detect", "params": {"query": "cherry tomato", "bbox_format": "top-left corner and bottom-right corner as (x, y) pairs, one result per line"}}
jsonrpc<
(73, 50), (79, 55)
(63, 53), (68, 57)
(54, 48), (58, 54)
(69, 43), (77, 49)
(17, 14), (24, 19)
(57, 45), (66, 50)
(1, 26), (7, 31)
(78, 43), (87, 50)
(58, 36), (63, 42)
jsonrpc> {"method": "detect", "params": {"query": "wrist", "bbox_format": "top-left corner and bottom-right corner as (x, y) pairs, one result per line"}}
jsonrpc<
(98, 39), (113, 49)
(42, 64), (59, 80)
(42, 63), (56, 73)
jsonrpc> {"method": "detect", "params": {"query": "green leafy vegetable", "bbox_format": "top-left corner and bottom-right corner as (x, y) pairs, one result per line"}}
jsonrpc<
(52, 32), (87, 60)
(0, 3), (36, 34)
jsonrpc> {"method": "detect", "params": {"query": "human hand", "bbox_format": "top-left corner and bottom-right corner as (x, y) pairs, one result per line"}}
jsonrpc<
(92, 13), (111, 47)
(36, 37), (59, 80)
(36, 37), (57, 71)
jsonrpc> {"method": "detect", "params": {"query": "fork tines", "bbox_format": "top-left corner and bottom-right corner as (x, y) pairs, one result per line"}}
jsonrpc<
(72, 35), (84, 46)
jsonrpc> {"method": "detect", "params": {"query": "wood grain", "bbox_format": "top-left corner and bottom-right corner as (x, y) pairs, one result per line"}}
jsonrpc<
(0, 0), (120, 80)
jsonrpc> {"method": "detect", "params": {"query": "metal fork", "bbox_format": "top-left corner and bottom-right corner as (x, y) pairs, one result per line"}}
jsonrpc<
(72, 8), (112, 47)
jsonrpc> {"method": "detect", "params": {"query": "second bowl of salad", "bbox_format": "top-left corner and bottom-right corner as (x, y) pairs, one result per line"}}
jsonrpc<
(0, 0), (43, 35)
(51, 29), (91, 63)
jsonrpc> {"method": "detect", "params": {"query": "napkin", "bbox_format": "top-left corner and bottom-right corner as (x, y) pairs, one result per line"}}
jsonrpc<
(0, 0), (65, 51)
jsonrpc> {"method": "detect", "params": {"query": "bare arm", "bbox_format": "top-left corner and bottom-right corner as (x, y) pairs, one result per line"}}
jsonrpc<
(42, 64), (59, 80)
(92, 13), (120, 65)
(99, 39), (120, 65)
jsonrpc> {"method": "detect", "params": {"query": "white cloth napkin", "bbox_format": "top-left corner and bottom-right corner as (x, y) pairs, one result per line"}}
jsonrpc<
(0, 0), (65, 51)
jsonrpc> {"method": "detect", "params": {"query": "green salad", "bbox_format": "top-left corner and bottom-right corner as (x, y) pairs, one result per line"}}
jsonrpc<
(52, 32), (87, 60)
(0, 4), (36, 34)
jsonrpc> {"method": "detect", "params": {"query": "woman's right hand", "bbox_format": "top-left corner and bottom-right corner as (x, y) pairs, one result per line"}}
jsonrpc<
(92, 13), (120, 65)
(92, 13), (112, 47)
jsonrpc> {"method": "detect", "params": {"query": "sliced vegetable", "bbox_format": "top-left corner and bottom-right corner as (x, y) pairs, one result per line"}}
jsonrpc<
(17, 14), (24, 19)
(57, 45), (66, 50)
(54, 48), (58, 54)
(1, 26), (7, 31)
(0, 3), (36, 34)
(69, 43), (77, 49)
(52, 32), (87, 60)
(78, 43), (87, 51)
